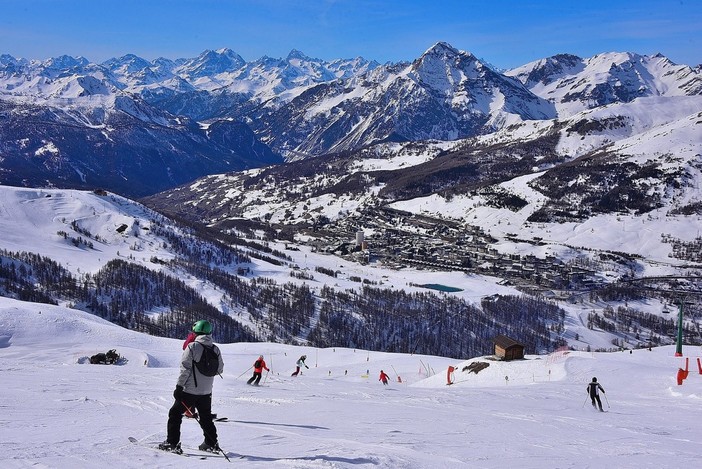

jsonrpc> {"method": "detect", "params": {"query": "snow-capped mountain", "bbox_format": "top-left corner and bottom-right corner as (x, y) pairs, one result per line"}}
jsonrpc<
(175, 48), (247, 80)
(140, 103), (701, 359)
(507, 51), (702, 116)
(1, 42), (700, 197)
(0, 50), (286, 197)
(0, 46), (386, 195)
(250, 42), (557, 156)
(149, 48), (380, 121)
(0, 93), (280, 196)
(144, 92), (702, 275)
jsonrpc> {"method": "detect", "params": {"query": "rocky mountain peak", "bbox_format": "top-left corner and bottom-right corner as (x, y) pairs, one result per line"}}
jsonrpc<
(286, 49), (312, 61)
(43, 54), (90, 70)
(509, 53), (583, 88)
(102, 54), (152, 74)
(422, 41), (461, 58)
(179, 48), (246, 78)
(411, 41), (483, 81)
(0, 54), (29, 72)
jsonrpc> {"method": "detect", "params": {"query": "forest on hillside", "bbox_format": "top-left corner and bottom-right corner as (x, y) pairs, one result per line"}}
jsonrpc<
(0, 244), (572, 357)
(3, 209), (696, 355)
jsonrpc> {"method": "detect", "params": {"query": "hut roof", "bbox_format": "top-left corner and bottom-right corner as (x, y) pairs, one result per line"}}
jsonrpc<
(494, 335), (524, 349)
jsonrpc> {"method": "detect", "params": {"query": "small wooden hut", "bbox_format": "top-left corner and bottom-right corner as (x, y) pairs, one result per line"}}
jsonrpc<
(494, 335), (525, 361)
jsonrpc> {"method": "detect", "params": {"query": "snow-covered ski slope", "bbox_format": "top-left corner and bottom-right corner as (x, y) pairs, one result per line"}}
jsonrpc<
(1, 297), (701, 468)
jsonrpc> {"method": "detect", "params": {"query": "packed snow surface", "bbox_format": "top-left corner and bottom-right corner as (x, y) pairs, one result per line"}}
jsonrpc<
(2, 297), (702, 468)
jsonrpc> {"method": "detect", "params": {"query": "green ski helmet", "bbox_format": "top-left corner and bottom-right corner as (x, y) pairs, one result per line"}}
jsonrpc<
(192, 319), (213, 335)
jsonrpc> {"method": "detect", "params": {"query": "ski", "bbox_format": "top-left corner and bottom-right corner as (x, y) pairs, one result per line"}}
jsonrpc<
(189, 448), (228, 460)
(128, 436), (223, 459)
(195, 446), (241, 462)
(129, 435), (239, 461)
(189, 443), (233, 462)
(128, 436), (188, 458)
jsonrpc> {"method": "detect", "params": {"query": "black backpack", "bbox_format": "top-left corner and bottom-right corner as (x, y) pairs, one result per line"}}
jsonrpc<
(192, 343), (220, 380)
(254, 359), (262, 369)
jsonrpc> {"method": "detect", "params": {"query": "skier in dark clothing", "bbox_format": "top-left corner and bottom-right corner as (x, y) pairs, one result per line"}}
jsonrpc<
(587, 377), (605, 411)
(291, 355), (309, 376)
(247, 355), (270, 386)
(159, 320), (224, 454)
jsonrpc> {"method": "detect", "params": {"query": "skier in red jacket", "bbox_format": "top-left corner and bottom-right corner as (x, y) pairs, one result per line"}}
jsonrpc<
(247, 355), (270, 386)
(379, 370), (390, 385)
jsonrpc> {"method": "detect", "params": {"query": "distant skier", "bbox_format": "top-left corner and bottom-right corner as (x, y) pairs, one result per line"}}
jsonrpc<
(379, 370), (390, 385)
(247, 355), (270, 386)
(291, 355), (309, 376)
(587, 377), (605, 411)
(159, 320), (224, 454)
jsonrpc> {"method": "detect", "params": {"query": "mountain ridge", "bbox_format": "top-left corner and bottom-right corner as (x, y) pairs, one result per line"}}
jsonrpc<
(0, 41), (700, 201)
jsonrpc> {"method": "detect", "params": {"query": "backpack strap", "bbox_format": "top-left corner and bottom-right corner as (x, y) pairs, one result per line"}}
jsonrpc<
(190, 342), (200, 388)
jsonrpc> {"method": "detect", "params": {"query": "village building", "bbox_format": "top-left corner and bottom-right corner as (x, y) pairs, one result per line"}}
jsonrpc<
(494, 335), (525, 361)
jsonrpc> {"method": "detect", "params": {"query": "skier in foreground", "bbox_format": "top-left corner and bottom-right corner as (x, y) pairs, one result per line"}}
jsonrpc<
(379, 370), (390, 385)
(587, 377), (606, 411)
(159, 320), (224, 454)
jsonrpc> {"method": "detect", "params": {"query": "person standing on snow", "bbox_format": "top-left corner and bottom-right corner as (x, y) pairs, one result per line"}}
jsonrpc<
(587, 377), (605, 411)
(160, 320), (224, 454)
(247, 355), (270, 386)
(379, 370), (390, 385)
(291, 355), (309, 376)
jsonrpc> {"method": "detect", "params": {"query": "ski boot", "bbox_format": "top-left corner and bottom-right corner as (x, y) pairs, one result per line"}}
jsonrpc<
(198, 441), (221, 453)
(158, 441), (183, 454)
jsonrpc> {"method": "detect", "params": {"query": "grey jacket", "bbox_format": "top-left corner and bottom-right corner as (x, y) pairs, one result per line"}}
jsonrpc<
(177, 334), (224, 395)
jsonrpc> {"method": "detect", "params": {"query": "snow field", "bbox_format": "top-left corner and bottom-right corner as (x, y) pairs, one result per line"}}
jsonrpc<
(2, 297), (702, 468)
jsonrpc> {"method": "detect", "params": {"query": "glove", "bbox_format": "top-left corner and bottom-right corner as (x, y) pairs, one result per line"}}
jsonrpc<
(173, 385), (184, 400)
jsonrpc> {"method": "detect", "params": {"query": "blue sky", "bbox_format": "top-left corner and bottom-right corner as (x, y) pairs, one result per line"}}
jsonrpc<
(1, 0), (700, 69)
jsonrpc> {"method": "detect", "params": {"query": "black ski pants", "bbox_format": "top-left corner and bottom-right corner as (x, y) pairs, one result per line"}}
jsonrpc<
(590, 394), (603, 411)
(247, 371), (262, 385)
(167, 392), (217, 446)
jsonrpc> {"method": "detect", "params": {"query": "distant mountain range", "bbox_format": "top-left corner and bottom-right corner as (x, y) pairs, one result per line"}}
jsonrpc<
(140, 45), (702, 233)
(1, 42), (700, 197)
(1, 43), (701, 354)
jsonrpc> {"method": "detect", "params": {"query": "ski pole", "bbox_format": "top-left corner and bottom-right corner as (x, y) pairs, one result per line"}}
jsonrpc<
(262, 370), (270, 385)
(181, 402), (231, 463)
(236, 365), (253, 380)
(603, 393), (610, 409)
(390, 365), (400, 379)
(582, 395), (589, 408)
